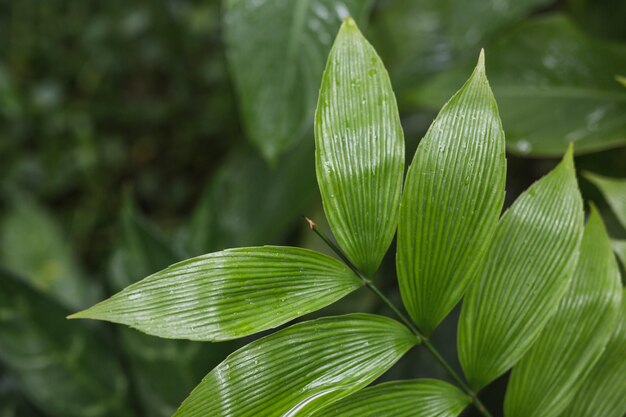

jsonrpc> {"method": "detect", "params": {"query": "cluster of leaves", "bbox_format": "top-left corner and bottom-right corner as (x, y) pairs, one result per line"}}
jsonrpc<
(1, 0), (626, 416)
(71, 18), (626, 417)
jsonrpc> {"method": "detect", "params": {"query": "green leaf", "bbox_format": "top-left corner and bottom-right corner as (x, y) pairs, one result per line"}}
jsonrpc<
(0, 197), (100, 310)
(173, 314), (417, 417)
(310, 379), (470, 417)
(584, 171), (626, 230)
(109, 202), (231, 417)
(561, 287), (626, 417)
(315, 18), (405, 277)
(410, 15), (626, 156)
(504, 207), (623, 417)
(0, 270), (131, 417)
(71, 246), (362, 341)
(179, 143), (317, 256)
(397, 51), (506, 335)
(458, 147), (584, 390)
(613, 239), (626, 270)
(223, 0), (372, 162)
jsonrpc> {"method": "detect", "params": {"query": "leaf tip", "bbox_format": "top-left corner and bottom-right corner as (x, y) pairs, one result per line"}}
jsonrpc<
(342, 16), (357, 28)
(477, 48), (486, 72)
(586, 202), (610, 238)
(66, 310), (88, 320)
(67, 304), (105, 321)
(339, 16), (361, 38)
(560, 143), (576, 171)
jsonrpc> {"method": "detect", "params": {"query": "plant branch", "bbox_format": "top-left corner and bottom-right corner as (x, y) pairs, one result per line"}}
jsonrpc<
(305, 217), (493, 417)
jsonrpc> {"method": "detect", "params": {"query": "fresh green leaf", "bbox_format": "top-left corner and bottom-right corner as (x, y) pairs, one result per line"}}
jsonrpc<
(397, 51), (506, 335)
(173, 314), (417, 417)
(584, 171), (626, 230)
(613, 239), (626, 270)
(0, 197), (100, 310)
(458, 147), (584, 390)
(223, 0), (372, 162)
(562, 287), (626, 417)
(109, 202), (231, 417)
(372, 0), (550, 90)
(71, 246), (362, 341)
(316, 17), (404, 277)
(410, 15), (626, 156)
(504, 207), (622, 417)
(179, 143), (317, 257)
(0, 269), (131, 417)
(310, 379), (470, 417)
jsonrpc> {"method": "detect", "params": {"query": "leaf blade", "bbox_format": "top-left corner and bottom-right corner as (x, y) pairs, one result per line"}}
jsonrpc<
(504, 207), (623, 417)
(311, 379), (470, 417)
(397, 52), (506, 335)
(561, 287), (626, 417)
(224, 0), (372, 162)
(71, 246), (362, 341)
(0, 197), (101, 310)
(458, 147), (584, 390)
(0, 270), (131, 417)
(316, 18), (405, 277)
(173, 314), (417, 417)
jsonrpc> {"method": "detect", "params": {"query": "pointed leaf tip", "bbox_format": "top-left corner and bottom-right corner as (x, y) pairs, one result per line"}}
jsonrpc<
(67, 306), (98, 320)
(396, 46), (506, 335)
(339, 16), (360, 35)
(560, 143), (576, 171)
(477, 49), (485, 72)
(343, 16), (356, 26)
(459, 141), (584, 388)
(316, 12), (404, 277)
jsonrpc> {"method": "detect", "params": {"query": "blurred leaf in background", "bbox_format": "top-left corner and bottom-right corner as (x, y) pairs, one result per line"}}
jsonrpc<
(371, 0), (551, 91)
(178, 142), (317, 257)
(409, 15), (626, 157)
(1, 196), (101, 310)
(0, 270), (132, 417)
(223, 0), (373, 162)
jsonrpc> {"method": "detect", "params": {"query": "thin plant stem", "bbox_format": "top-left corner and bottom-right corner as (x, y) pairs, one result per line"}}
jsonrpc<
(305, 217), (493, 417)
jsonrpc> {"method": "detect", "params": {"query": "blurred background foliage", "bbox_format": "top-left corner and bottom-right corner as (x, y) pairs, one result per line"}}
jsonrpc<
(0, 0), (625, 416)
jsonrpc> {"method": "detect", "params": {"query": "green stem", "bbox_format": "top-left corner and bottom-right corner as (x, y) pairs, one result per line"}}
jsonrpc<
(305, 217), (493, 417)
